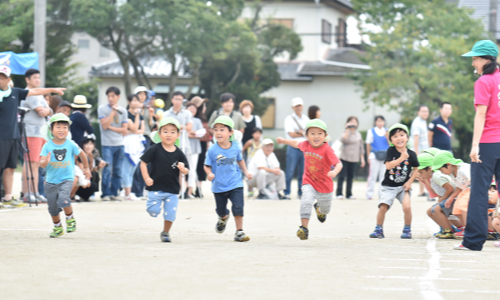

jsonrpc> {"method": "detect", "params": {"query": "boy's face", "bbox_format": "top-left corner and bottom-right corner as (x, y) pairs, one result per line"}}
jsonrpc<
(252, 131), (262, 141)
(439, 163), (452, 175)
(107, 92), (119, 106)
(159, 124), (180, 145)
(213, 123), (233, 143)
(51, 122), (69, 140)
(306, 127), (327, 147)
(390, 129), (409, 148)
(221, 99), (234, 112)
(418, 168), (432, 180)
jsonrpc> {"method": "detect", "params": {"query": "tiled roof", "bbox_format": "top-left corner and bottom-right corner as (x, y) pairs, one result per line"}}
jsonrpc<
(459, 0), (500, 39)
(89, 56), (191, 78)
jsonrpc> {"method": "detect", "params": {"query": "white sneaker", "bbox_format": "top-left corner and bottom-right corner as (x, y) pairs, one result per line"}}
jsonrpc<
(89, 196), (96, 201)
(336, 195), (344, 199)
(101, 196), (111, 201)
(454, 243), (472, 251)
(110, 196), (123, 201)
(348, 196), (356, 200)
(118, 190), (125, 197)
(125, 194), (140, 201)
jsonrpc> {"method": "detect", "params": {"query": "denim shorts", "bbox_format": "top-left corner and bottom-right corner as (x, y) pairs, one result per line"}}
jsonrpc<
(146, 191), (179, 222)
(213, 187), (244, 217)
(431, 198), (454, 217)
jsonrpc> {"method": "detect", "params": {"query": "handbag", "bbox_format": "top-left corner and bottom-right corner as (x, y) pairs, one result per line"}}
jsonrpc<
(374, 150), (387, 161)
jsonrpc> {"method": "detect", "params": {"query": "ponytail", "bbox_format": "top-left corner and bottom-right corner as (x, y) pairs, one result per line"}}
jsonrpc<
(480, 55), (500, 75)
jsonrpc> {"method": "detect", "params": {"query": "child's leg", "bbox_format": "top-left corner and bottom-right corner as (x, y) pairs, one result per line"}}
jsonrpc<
(376, 204), (389, 225)
(492, 217), (500, 233)
(228, 187), (244, 230)
(461, 210), (468, 227)
(163, 193), (179, 232)
(488, 215), (494, 231)
(214, 192), (230, 219)
(46, 182), (62, 224)
(401, 192), (412, 226)
(146, 191), (163, 218)
(299, 185), (316, 227)
(433, 205), (452, 230)
(235, 216), (244, 231)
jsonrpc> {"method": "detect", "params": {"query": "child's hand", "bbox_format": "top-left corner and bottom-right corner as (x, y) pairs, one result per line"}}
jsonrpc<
(401, 150), (409, 160)
(44, 152), (51, 162)
(145, 178), (154, 186)
(177, 162), (185, 170)
(207, 173), (215, 181)
(444, 197), (454, 208)
(83, 168), (92, 180)
(245, 172), (253, 180)
(328, 170), (338, 178)
(403, 181), (412, 191)
(276, 137), (284, 144)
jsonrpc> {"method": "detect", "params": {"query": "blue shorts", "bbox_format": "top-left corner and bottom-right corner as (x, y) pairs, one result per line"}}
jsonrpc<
(431, 198), (454, 217)
(213, 187), (244, 217)
(146, 191), (179, 222)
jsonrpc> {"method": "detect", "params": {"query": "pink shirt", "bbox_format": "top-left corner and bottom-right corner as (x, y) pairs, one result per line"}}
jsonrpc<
(474, 69), (500, 143)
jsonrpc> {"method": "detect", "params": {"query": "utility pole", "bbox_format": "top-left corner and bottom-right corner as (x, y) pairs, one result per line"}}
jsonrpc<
(34, 0), (46, 87)
(490, 0), (498, 40)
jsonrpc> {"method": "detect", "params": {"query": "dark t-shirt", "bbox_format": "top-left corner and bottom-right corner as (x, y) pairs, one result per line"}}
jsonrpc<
(382, 147), (419, 187)
(70, 112), (94, 146)
(429, 116), (452, 151)
(127, 111), (143, 130)
(0, 87), (29, 140)
(140, 143), (189, 194)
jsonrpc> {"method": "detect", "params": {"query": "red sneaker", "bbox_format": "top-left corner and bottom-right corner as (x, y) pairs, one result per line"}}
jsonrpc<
(454, 229), (465, 239)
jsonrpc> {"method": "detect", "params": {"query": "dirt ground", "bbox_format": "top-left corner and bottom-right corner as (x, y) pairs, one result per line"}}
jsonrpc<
(1, 173), (499, 300)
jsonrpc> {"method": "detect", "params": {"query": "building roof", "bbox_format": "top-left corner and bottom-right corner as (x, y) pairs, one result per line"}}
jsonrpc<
(459, 0), (500, 40)
(89, 56), (191, 78)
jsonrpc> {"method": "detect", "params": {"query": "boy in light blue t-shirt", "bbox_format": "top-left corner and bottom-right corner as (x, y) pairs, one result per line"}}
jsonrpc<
(204, 116), (253, 242)
(40, 113), (91, 238)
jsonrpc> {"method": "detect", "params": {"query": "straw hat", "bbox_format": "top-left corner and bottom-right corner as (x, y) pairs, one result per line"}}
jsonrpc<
(71, 95), (92, 108)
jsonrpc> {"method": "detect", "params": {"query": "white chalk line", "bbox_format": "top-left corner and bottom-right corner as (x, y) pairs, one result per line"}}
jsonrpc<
(362, 287), (500, 294)
(381, 258), (476, 263)
(419, 221), (445, 300)
(365, 275), (472, 281)
(378, 266), (484, 272)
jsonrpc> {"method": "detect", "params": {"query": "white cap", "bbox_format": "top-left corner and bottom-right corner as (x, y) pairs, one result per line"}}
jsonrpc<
(134, 86), (148, 94)
(0, 65), (11, 77)
(262, 138), (274, 145)
(291, 97), (303, 107)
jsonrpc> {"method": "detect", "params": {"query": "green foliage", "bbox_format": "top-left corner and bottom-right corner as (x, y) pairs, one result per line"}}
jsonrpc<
(351, 0), (487, 158)
(0, 0), (77, 88)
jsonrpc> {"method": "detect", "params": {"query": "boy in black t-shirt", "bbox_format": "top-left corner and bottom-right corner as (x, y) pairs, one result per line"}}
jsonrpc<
(140, 117), (189, 243)
(369, 124), (419, 239)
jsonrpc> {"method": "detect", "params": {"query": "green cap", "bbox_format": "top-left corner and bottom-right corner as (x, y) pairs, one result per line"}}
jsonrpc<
(388, 123), (409, 147)
(462, 40), (499, 57)
(151, 117), (181, 145)
(417, 153), (434, 170)
(211, 115), (234, 129)
(305, 119), (328, 133)
(431, 150), (463, 171)
(50, 113), (72, 125)
(423, 147), (440, 156)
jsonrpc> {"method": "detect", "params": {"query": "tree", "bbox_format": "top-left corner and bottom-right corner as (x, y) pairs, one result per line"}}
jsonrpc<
(350, 0), (486, 159)
(0, 0), (77, 88)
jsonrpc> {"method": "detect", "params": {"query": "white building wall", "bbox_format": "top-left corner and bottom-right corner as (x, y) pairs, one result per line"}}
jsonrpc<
(70, 32), (117, 81)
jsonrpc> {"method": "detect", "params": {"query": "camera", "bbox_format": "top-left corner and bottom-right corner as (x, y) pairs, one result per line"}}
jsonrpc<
(18, 107), (30, 117)
(95, 157), (109, 168)
(347, 125), (356, 128)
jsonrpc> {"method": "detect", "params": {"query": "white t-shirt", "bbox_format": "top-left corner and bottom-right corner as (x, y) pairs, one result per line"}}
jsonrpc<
(410, 116), (429, 153)
(248, 149), (280, 176)
(284, 113), (309, 142)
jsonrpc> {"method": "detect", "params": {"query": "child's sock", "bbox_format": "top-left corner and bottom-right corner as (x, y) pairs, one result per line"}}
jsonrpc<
(54, 222), (62, 227)
(404, 225), (411, 230)
(65, 213), (74, 220)
(376, 225), (383, 230)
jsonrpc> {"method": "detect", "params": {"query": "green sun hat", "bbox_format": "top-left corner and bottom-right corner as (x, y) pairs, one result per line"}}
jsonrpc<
(305, 119), (328, 133)
(50, 113), (72, 125)
(423, 147), (440, 156)
(151, 117), (181, 145)
(211, 115), (234, 129)
(388, 123), (409, 147)
(462, 40), (499, 57)
(417, 153), (434, 170)
(431, 150), (463, 171)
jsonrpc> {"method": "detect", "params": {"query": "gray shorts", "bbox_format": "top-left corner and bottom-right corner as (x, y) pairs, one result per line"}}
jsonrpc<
(378, 186), (410, 209)
(300, 184), (333, 219)
(431, 199), (454, 217)
(45, 180), (73, 216)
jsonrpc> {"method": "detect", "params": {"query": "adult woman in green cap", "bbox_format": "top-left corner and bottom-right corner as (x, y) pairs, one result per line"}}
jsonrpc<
(457, 40), (500, 251)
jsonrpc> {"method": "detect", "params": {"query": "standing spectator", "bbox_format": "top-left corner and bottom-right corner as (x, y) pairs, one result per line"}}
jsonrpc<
(240, 100), (262, 146)
(70, 95), (94, 147)
(308, 105), (321, 120)
(208, 93), (246, 135)
(247, 139), (286, 199)
(428, 102), (453, 152)
(20, 69), (53, 203)
(57, 101), (72, 117)
(336, 116), (365, 199)
(185, 102), (203, 198)
(122, 94), (145, 201)
(190, 97), (210, 197)
(283, 97), (310, 200)
(0, 65), (65, 208)
(411, 105), (430, 197)
(49, 95), (62, 113)
(365, 116), (389, 200)
(163, 91), (192, 154)
(98, 86), (128, 201)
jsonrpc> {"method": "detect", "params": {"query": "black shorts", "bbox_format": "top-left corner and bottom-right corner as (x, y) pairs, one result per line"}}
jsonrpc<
(0, 139), (18, 170)
(214, 187), (244, 217)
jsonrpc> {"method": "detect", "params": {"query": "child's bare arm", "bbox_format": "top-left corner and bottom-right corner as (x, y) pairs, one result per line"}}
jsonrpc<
(177, 162), (189, 176)
(77, 151), (91, 180)
(438, 183), (455, 202)
(328, 162), (343, 178)
(204, 165), (214, 181)
(40, 152), (51, 168)
(242, 140), (252, 152)
(402, 167), (419, 191)
(237, 159), (252, 180)
(445, 188), (462, 208)
(140, 161), (153, 186)
(276, 137), (299, 148)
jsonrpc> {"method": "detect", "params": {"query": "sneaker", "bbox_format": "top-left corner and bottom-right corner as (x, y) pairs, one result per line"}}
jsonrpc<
(401, 228), (412, 239)
(336, 195), (344, 199)
(186, 194), (196, 199)
(454, 230), (465, 239)
(454, 243), (471, 251)
(0, 202), (3, 209)
(298, 194), (302, 200)
(427, 197), (437, 202)
(487, 231), (499, 240)
(278, 193), (287, 200)
(297, 226), (309, 240)
(66, 218), (76, 233)
(433, 227), (443, 237)
(256, 192), (269, 200)
(3, 197), (27, 208)
(110, 196), (123, 201)
(248, 191), (254, 198)
(494, 241), (500, 247)
(89, 195), (96, 201)
(215, 215), (229, 234)
(369, 227), (384, 239)
(314, 202), (326, 223)
(234, 230), (250, 242)
(436, 229), (455, 239)
(418, 192), (428, 197)
(160, 231), (171, 242)
(281, 194), (291, 200)
(125, 195), (140, 201)
(347, 196), (356, 200)
(23, 193), (37, 203)
(101, 196), (111, 201)
(49, 226), (64, 238)
(36, 194), (48, 203)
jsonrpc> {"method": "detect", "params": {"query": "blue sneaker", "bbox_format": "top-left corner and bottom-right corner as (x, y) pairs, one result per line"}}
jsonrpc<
(401, 228), (412, 239)
(433, 227), (443, 237)
(369, 227), (384, 239)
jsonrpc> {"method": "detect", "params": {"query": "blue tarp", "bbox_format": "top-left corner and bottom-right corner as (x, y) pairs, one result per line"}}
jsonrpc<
(0, 51), (39, 75)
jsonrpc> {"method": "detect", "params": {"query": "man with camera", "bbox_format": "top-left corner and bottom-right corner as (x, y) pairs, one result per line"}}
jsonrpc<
(0, 66), (65, 207)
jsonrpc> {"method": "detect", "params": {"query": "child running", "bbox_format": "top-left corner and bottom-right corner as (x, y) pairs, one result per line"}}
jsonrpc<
(204, 116), (253, 242)
(140, 117), (189, 243)
(39, 113), (91, 238)
(369, 124), (419, 239)
(277, 119), (343, 240)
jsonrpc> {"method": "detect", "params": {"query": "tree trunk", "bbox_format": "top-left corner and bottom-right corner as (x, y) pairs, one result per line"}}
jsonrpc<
(185, 64), (200, 99)
(130, 55), (144, 87)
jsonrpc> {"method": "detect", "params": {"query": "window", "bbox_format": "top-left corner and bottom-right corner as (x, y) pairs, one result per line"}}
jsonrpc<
(336, 18), (347, 48)
(321, 20), (332, 44)
(270, 19), (294, 29)
(100, 46), (110, 57)
(78, 39), (89, 49)
(261, 98), (276, 129)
